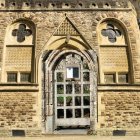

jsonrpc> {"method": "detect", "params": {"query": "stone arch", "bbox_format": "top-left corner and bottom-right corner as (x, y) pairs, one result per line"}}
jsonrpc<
(96, 17), (134, 84)
(39, 47), (98, 133)
(7, 12), (37, 26)
(92, 12), (137, 51)
(36, 34), (97, 83)
(44, 37), (92, 50)
(2, 18), (36, 83)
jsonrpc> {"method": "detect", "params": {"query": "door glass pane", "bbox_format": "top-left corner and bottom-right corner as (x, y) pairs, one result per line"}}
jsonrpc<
(84, 108), (90, 118)
(66, 84), (72, 94)
(67, 68), (73, 78)
(75, 96), (81, 106)
(83, 72), (90, 81)
(75, 84), (81, 94)
(73, 68), (79, 78)
(57, 72), (64, 82)
(66, 96), (72, 106)
(57, 85), (64, 94)
(57, 97), (64, 106)
(57, 109), (64, 118)
(83, 84), (90, 94)
(66, 67), (79, 79)
(66, 109), (73, 118)
(75, 109), (81, 118)
(83, 96), (90, 106)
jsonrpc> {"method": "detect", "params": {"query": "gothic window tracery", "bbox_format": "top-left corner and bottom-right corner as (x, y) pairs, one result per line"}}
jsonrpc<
(99, 21), (130, 84)
(4, 20), (35, 83)
(101, 24), (122, 43)
(12, 24), (32, 43)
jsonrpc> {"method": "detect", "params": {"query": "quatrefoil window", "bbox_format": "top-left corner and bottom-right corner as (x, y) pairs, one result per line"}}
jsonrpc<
(101, 24), (122, 43)
(12, 24), (32, 43)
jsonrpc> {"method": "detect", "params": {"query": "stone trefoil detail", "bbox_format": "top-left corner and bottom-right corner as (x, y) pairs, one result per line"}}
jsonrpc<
(12, 24), (32, 42)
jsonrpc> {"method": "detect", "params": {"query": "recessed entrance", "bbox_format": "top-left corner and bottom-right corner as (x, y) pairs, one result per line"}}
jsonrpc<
(42, 49), (97, 134)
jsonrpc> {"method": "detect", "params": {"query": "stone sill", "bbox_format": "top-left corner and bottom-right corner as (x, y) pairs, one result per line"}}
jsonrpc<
(98, 84), (140, 91)
(0, 83), (38, 92)
(0, 8), (132, 12)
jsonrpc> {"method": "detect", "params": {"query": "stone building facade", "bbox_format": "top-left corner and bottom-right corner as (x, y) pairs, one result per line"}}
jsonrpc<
(0, 0), (140, 137)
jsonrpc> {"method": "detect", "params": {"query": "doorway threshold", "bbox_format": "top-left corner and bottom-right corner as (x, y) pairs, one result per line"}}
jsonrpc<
(54, 129), (88, 135)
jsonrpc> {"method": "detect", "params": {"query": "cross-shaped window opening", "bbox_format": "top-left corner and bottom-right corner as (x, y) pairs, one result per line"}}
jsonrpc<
(101, 24), (121, 43)
(12, 24), (32, 42)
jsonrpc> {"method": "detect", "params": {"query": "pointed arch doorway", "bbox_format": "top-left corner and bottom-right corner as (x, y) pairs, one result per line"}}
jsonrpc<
(41, 49), (97, 134)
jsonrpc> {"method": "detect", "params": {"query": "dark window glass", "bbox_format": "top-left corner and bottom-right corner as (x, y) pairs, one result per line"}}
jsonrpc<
(7, 73), (17, 82)
(20, 73), (31, 82)
(75, 84), (81, 94)
(83, 72), (90, 81)
(75, 96), (81, 106)
(66, 84), (72, 94)
(83, 84), (90, 94)
(57, 85), (64, 94)
(75, 109), (81, 118)
(84, 108), (90, 118)
(83, 96), (90, 106)
(66, 109), (73, 118)
(73, 68), (79, 78)
(57, 109), (64, 118)
(57, 72), (64, 82)
(57, 97), (64, 106)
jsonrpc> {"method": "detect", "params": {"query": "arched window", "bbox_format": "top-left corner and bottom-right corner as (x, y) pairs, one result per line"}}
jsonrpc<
(99, 20), (131, 84)
(3, 20), (35, 83)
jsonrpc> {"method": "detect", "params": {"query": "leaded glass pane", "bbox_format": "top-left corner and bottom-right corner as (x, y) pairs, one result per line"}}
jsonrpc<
(57, 85), (64, 94)
(84, 109), (90, 118)
(75, 96), (81, 106)
(75, 84), (81, 94)
(83, 96), (90, 106)
(66, 109), (73, 118)
(57, 72), (64, 82)
(66, 84), (72, 94)
(73, 68), (79, 78)
(75, 109), (81, 118)
(57, 97), (64, 106)
(83, 84), (90, 94)
(83, 72), (90, 81)
(66, 96), (72, 106)
(57, 109), (64, 118)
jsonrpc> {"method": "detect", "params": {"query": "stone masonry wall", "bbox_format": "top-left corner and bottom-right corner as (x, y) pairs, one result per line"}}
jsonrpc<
(98, 91), (140, 129)
(0, 9), (139, 83)
(0, 92), (38, 129)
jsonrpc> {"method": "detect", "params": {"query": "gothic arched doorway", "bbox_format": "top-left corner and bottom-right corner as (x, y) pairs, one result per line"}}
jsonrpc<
(42, 50), (97, 134)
